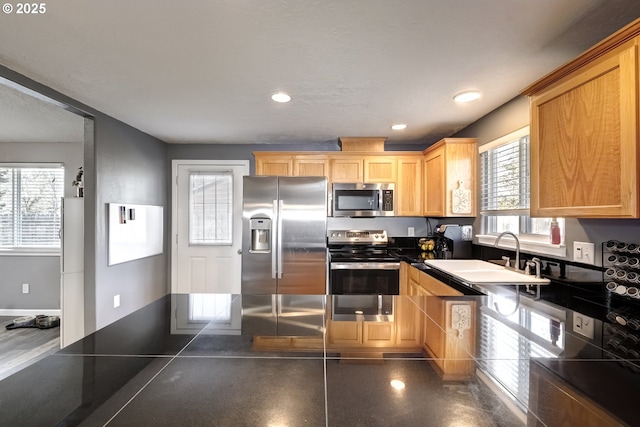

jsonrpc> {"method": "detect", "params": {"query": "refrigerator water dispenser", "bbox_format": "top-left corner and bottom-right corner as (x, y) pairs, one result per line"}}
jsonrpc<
(250, 218), (271, 253)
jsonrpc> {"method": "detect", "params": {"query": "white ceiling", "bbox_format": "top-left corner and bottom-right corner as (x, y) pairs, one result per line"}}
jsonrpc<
(0, 0), (639, 146)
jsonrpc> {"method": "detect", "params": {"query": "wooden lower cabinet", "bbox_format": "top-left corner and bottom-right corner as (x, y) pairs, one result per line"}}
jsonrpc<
(326, 293), (420, 350)
(394, 295), (422, 347)
(326, 319), (395, 348)
(422, 297), (476, 381)
(401, 263), (477, 380)
(527, 361), (624, 427)
(326, 320), (363, 346)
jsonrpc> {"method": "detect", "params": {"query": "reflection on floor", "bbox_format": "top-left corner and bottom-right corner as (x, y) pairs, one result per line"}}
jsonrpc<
(0, 316), (60, 381)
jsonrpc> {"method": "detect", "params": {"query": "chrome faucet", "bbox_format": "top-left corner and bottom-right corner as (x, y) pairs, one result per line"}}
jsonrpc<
(526, 257), (542, 278)
(494, 231), (521, 271)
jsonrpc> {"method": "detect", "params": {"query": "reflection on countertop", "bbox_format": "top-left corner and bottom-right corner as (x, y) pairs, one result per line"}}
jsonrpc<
(0, 290), (638, 426)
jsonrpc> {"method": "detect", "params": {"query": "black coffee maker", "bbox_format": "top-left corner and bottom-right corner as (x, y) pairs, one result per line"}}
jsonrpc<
(433, 224), (473, 259)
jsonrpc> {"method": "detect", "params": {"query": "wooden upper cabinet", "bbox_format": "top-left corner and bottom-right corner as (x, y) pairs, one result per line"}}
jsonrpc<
(293, 156), (329, 177)
(255, 153), (293, 176)
(522, 22), (640, 218)
(330, 156), (364, 183)
(423, 138), (477, 217)
(397, 155), (423, 216)
(364, 156), (397, 183)
(423, 145), (445, 216)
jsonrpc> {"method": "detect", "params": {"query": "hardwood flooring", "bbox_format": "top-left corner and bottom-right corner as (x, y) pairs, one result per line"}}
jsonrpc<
(0, 316), (60, 381)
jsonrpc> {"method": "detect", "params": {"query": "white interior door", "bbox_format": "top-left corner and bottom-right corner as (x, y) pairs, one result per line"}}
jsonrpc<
(172, 160), (249, 294)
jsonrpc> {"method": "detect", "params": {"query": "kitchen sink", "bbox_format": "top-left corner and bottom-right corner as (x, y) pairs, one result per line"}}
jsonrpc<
(423, 259), (551, 285)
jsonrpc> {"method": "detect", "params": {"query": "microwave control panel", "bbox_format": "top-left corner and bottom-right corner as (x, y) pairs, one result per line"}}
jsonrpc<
(382, 190), (394, 211)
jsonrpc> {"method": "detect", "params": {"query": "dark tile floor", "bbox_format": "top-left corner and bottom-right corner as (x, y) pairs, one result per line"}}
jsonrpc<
(0, 295), (529, 427)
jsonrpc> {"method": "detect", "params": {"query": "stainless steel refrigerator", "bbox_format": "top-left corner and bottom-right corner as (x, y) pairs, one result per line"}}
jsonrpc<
(242, 176), (327, 294)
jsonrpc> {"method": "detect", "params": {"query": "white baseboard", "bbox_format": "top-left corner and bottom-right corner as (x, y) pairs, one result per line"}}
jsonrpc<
(0, 309), (61, 317)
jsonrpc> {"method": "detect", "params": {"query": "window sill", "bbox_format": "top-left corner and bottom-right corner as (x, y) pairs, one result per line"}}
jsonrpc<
(476, 235), (567, 259)
(0, 249), (60, 257)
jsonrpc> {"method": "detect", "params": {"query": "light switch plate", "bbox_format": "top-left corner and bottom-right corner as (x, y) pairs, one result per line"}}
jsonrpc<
(573, 311), (595, 339)
(114, 294), (120, 308)
(573, 241), (595, 265)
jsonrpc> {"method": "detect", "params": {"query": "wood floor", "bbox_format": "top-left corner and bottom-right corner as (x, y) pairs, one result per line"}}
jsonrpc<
(0, 316), (60, 381)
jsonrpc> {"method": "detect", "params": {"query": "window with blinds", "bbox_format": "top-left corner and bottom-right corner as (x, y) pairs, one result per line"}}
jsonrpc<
(189, 171), (233, 245)
(480, 135), (530, 213)
(480, 127), (561, 239)
(0, 165), (64, 250)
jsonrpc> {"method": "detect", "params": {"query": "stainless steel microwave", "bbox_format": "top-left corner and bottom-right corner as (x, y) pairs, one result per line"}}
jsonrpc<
(331, 183), (395, 217)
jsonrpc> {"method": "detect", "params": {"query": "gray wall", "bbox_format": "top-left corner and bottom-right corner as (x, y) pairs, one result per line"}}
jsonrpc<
(0, 257), (60, 310)
(0, 65), (169, 333)
(0, 140), (83, 311)
(91, 115), (168, 331)
(454, 95), (640, 265)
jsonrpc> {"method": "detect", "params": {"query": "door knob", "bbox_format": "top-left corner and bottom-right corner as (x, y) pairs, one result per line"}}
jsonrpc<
(237, 249), (243, 254)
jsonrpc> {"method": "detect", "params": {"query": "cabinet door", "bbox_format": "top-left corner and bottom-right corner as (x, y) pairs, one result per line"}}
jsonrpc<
(362, 321), (395, 346)
(397, 155), (423, 216)
(399, 262), (409, 295)
(364, 156), (397, 183)
(395, 296), (421, 347)
(423, 145), (445, 216)
(327, 320), (362, 346)
(293, 157), (329, 178)
(255, 155), (293, 176)
(530, 42), (639, 217)
(423, 295), (445, 366)
(330, 157), (364, 183)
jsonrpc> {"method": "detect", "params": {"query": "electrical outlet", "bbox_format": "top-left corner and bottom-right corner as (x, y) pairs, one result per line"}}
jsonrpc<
(573, 241), (595, 265)
(408, 227), (415, 237)
(114, 294), (120, 308)
(573, 311), (595, 339)
(22, 283), (29, 294)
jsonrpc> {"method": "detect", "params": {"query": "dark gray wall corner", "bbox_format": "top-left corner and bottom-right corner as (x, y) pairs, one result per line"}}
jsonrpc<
(93, 114), (168, 331)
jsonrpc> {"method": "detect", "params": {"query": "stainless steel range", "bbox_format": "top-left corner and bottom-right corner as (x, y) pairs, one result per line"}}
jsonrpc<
(327, 229), (400, 295)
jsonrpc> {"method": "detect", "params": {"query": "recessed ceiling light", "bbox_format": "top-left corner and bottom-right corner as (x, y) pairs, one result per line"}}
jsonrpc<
(271, 92), (291, 103)
(454, 90), (482, 103)
(391, 124), (407, 130)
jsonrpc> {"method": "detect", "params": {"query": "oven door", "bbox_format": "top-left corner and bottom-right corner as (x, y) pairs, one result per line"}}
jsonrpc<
(329, 262), (400, 295)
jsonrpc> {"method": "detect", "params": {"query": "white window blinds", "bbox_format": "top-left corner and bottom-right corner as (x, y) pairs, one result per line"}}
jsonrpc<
(480, 135), (530, 215)
(0, 165), (64, 250)
(188, 171), (233, 245)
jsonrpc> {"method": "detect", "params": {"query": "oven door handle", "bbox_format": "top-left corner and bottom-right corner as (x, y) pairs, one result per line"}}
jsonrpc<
(330, 262), (400, 270)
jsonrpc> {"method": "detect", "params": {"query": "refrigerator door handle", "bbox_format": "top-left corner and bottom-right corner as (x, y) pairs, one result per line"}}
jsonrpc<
(272, 199), (278, 279)
(277, 200), (284, 279)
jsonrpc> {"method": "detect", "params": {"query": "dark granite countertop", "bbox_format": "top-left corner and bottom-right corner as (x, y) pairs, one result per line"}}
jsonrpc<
(1, 288), (639, 426)
(393, 251), (640, 427)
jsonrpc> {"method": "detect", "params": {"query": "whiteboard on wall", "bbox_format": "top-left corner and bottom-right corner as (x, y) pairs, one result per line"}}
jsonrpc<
(108, 203), (163, 266)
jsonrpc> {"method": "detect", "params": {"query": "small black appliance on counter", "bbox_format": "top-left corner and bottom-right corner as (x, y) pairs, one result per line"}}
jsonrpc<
(433, 224), (473, 259)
